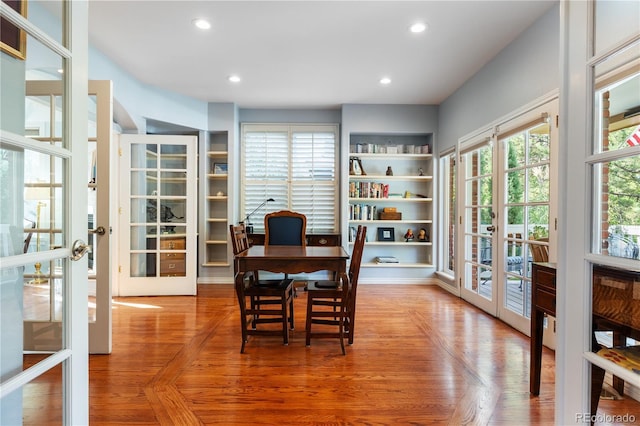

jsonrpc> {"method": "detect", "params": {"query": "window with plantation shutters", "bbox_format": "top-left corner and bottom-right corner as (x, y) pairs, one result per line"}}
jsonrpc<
(241, 124), (339, 233)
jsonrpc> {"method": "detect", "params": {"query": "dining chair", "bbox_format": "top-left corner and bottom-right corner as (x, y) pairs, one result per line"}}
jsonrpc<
(264, 210), (307, 294)
(229, 224), (295, 353)
(305, 225), (366, 354)
(264, 210), (307, 247)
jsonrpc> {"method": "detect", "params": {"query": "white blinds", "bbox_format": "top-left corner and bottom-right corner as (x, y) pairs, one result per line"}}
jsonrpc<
(242, 124), (339, 233)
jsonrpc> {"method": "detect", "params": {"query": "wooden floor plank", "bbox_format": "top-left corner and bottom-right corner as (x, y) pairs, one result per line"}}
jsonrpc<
(22, 284), (640, 425)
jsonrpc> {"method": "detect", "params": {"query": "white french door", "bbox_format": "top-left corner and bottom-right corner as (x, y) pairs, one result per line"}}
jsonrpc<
(0, 1), (89, 423)
(459, 99), (558, 337)
(118, 135), (198, 296)
(459, 135), (498, 315)
(24, 80), (113, 354)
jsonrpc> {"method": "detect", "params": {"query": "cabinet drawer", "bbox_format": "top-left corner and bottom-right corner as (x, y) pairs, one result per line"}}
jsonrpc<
(160, 237), (186, 250)
(536, 288), (556, 314)
(160, 254), (186, 276)
(306, 234), (341, 246)
(535, 268), (556, 292)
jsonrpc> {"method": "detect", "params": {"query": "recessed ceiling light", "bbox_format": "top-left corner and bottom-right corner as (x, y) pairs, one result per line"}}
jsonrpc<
(228, 75), (241, 83)
(410, 22), (427, 33)
(192, 18), (211, 30)
(380, 77), (392, 85)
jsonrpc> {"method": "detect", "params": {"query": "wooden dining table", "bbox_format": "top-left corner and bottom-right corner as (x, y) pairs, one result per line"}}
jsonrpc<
(234, 245), (350, 286)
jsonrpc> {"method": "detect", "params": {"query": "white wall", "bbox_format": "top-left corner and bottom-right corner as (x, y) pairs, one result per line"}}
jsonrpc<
(438, 4), (560, 152)
(89, 49), (208, 133)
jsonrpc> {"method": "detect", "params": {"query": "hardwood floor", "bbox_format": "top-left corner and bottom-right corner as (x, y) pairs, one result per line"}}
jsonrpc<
(23, 284), (640, 425)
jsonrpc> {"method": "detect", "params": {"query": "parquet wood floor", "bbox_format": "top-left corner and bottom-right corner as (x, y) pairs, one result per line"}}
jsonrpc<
(23, 284), (640, 425)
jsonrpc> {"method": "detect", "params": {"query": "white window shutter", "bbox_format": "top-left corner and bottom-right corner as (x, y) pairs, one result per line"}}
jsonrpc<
(242, 124), (338, 233)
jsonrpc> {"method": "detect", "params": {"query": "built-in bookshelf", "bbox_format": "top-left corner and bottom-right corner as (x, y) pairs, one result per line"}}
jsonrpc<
(348, 133), (433, 268)
(203, 131), (229, 266)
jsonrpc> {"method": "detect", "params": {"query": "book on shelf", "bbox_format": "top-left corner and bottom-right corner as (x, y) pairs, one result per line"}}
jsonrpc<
(375, 256), (399, 263)
(349, 181), (389, 198)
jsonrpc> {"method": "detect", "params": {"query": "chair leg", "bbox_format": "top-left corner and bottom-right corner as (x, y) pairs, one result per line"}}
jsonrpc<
(282, 296), (289, 346)
(338, 311), (346, 355)
(305, 296), (313, 347)
(289, 290), (295, 330)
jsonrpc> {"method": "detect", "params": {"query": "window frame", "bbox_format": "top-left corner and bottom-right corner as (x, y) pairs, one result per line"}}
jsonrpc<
(587, 44), (640, 270)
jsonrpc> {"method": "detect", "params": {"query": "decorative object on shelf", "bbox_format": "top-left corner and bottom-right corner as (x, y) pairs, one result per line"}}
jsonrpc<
(404, 229), (414, 242)
(377, 227), (395, 242)
(418, 168), (424, 176)
(379, 207), (401, 220)
(418, 228), (428, 242)
(213, 163), (228, 174)
(375, 256), (399, 263)
(242, 197), (275, 234)
(386, 166), (393, 176)
(350, 157), (366, 176)
(404, 191), (428, 198)
(216, 191), (225, 196)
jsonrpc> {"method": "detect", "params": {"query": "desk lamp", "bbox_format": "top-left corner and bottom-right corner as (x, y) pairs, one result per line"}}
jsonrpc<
(242, 198), (274, 233)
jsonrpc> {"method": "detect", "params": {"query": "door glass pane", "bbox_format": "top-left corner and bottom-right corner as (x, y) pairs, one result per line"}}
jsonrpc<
(527, 165), (549, 202)
(529, 125), (550, 164)
(160, 144), (187, 169)
(507, 170), (525, 203)
(22, 355), (63, 423)
(24, 39), (64, 146)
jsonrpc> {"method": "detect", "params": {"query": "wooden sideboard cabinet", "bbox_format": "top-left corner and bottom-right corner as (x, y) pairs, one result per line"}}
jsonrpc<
(248, 233), (342, 247)
(530, 262), (556, 395)
(159, 236), (186, 277)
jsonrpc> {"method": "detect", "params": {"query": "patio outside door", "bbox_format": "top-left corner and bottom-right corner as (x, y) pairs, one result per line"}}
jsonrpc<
(459, 138), (498, 315)
(459, 99), (558, 338)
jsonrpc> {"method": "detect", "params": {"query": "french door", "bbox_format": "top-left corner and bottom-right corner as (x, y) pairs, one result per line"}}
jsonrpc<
(0, 1), (89, 423)
(118, 135), (198, 296)
(24, 80), (113, 354)
(459, 99), (558, 336)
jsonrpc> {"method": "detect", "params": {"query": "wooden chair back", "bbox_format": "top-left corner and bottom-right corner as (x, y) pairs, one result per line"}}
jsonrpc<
(304, 225), (367, 354)
(230, 223), (251, 256)
(264, 210), (307, 247)
(530, 238), (549, 262)
(346, 225), (366, 337)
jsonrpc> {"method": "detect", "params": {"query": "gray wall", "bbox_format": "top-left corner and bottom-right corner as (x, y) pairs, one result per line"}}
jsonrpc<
(239, 108), (341, 124)
(437, 4), (559, 152)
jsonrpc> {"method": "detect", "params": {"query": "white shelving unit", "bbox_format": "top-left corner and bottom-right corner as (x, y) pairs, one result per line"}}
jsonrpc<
(348, 133), (434, 269)
(203, 132), (229, 266)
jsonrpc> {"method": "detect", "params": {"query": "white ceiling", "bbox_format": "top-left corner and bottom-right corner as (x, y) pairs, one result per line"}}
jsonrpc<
(87, 0), (556, 109)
